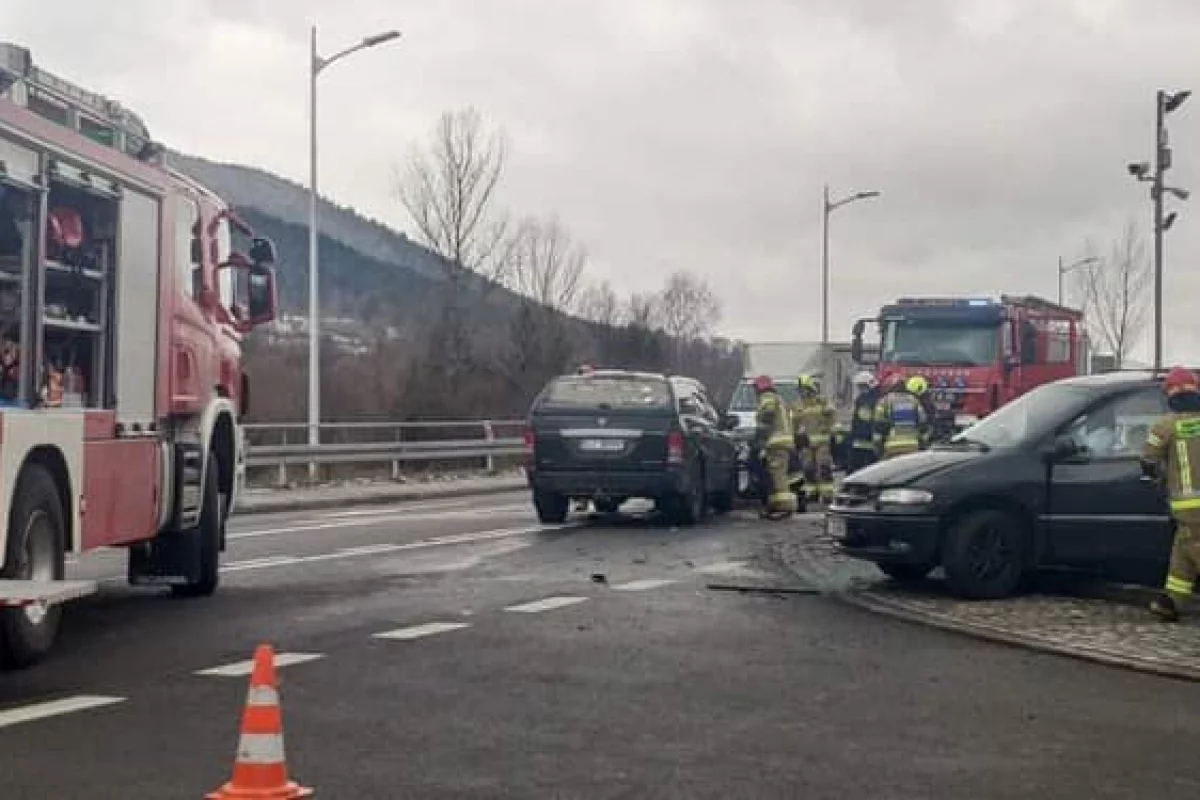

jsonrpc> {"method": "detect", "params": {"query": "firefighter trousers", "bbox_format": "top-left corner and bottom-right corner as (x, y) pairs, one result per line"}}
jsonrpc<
(763, 446), (797, 515)
(1164, 519), (1200, 603)
(800, 443), (834, 501)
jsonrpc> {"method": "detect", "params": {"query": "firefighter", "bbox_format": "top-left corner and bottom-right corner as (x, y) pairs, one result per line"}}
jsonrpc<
(1142, 366), (1200, 621)
(873, 374), (933, 460)
(792, 374), (836, 504)
(753, 374), (797, 519)
(847, 370), (882, 473)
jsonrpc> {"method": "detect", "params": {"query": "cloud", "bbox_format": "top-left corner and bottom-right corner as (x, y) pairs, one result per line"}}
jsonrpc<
(4, 0), (1200, 362)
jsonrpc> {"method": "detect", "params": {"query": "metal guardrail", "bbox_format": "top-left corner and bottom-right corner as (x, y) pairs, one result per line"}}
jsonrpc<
(242, 420), (527, 485)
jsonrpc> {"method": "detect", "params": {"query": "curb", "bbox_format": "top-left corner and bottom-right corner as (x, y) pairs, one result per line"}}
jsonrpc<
(233, 478), (527, 516)
(779, 537), (1200, 684)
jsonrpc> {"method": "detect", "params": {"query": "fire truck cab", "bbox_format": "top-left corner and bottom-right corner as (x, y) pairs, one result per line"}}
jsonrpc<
(851, 295), (1087, 430)
(0, 43), (279, 669)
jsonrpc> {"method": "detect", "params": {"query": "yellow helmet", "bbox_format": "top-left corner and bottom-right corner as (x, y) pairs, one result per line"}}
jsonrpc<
(797, 374), (818, 393)
(905, 375), (929, 395)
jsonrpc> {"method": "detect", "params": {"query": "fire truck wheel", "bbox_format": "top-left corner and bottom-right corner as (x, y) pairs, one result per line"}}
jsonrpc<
(172, 454), (221, 598)
(0, 464), (66, 670)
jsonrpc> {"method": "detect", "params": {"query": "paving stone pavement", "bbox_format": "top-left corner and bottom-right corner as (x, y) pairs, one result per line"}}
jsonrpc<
(768, 516), (1200, 682)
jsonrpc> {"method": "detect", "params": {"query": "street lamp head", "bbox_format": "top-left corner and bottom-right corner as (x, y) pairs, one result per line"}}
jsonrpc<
(1164, 89), (1192, 115)
(1168, 186), (1191, 201)
(363, 30), (402, 47)
(1128, 161), (1151, 180)
(857, 190), (881, 200)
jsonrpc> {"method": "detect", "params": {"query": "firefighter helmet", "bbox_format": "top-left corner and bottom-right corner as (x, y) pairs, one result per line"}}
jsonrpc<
(905, 375), (929, 395)
(1163, 366), (1200, 397)
(797, 374), (818, 394)
(753, 375), (775, 393)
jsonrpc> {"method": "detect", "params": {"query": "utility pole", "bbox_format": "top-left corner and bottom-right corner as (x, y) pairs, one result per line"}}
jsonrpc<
(1129, 89), (1189, 372)
(820, 185), (880, 345)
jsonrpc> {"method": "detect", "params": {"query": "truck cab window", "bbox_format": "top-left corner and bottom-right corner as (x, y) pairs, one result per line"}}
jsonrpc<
(175, 196), (201, 301)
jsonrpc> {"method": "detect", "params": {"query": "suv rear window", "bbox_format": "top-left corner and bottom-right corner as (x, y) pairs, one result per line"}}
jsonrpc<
(540, 375), (672, 410)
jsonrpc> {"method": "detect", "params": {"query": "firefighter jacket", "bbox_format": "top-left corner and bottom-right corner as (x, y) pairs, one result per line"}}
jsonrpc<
(1142, 411), (1200, 522)
(791, 396), (835, 449)
(849, 388), (880, 450)
(873, 388), (931, 455)
(756, 390), (795, 452)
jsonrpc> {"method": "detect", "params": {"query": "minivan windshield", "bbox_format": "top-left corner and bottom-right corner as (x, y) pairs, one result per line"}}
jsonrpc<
(539, 375), (672, 410)
(949, 381), (1092, 449)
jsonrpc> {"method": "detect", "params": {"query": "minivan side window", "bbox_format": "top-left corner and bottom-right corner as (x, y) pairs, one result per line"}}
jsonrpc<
(1061, 387), (1167, 459)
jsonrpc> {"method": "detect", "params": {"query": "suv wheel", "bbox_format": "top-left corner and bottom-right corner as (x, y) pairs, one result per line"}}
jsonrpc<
(534, 491), (569, 524)
(668, 462), (708, 526)
(941, 508), (1027, 599)
(710, 466), (736, 514)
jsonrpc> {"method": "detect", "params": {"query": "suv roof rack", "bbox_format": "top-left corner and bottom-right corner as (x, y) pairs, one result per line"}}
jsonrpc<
(0, 42), (161, 162)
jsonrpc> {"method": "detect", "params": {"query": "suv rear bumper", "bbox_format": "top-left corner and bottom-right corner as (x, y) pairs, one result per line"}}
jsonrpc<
(827, 509), (941, 565)
(528, 468), (689, 499)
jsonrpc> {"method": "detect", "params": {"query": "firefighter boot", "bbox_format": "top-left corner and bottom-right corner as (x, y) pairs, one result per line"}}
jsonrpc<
(1149, 593), (1180, 622)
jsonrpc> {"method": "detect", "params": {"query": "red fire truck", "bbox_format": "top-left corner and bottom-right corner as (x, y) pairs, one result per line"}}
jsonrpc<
(0, 43), (279, 669)
(851, 295), (1088, 430)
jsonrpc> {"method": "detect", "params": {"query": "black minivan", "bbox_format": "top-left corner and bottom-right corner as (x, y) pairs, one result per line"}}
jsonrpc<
(827, 371), (1174, 599)
(524, 370), (739, 525)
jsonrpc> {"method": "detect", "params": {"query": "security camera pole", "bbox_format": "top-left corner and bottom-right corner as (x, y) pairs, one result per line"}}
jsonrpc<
(1129, 89), (1190, 372)
(821, 185), (881, 344)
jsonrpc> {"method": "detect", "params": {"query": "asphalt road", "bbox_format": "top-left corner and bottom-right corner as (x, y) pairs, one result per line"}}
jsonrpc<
(1, 492), (1198, 798)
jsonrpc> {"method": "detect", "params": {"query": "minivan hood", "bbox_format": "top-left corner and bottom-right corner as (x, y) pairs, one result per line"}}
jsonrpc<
(846, 447), (982, 487)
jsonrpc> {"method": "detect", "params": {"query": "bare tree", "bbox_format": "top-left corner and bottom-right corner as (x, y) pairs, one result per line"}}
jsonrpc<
(397, 107), (513, 284)
(1076, 221), (1151, 368)
(656, 270), (722, 342)
(626, 291), (662, 330)
(506, 216), (588, 313)
(578, 279), (622, 327)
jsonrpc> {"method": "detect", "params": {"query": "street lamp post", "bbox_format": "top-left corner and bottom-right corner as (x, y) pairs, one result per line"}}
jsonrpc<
(307, 25), (400, 477)
(1057, 255), (1099, 306)
(821, 185), (880, 344)
(1127, 88), (1190, 372)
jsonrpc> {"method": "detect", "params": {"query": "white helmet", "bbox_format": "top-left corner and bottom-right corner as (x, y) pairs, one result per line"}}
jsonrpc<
(853, 370), (877, 389)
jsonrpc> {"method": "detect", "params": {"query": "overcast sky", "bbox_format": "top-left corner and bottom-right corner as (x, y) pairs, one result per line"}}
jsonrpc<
(6, 0), (1200, 360)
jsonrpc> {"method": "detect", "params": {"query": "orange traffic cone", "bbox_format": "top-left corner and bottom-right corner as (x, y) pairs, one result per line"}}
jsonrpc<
(206, 644), (313, 799)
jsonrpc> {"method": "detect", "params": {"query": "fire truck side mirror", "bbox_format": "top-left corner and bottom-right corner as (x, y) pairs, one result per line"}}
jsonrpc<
(248, 236), (277, 265)
(851, 320), (865, 362)
(245, 265), (277, 328)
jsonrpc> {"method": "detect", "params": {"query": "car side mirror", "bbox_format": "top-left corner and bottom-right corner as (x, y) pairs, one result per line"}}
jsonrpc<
(1045, 434), (1082, 462)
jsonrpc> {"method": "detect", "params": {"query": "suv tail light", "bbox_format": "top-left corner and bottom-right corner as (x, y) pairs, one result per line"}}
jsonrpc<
(666, 430), (685, 465)
(523, 426), (536, 456)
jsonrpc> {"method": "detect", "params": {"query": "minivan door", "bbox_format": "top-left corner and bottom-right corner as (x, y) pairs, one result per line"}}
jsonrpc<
(1043, 387), (1172, 567)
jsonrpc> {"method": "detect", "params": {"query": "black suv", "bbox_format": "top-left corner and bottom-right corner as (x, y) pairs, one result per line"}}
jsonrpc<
(827, 371), (1175, 598)
(524, 370), (739, 525)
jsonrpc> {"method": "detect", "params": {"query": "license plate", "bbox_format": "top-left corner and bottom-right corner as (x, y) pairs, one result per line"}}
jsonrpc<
(579, 438), (625, 452)
(825, 514), (847, 540)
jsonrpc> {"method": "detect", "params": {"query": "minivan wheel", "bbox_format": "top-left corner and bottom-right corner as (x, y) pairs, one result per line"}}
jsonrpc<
(710, 467), (736, 514)
(941, 508), (1027, 599)
(534, 491), (569, 524)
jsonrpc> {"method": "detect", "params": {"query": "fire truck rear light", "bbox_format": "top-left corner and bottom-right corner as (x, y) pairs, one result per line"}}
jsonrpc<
(522, 427), (535, 455)
(666, 430), (685, 464)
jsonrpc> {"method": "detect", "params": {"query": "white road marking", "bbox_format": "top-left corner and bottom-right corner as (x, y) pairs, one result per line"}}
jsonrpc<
(696, 560), (749, 575)
(372, 622), (471, 640)
(217, 524), (570, 575)
(0, 695), (125, 729)
(610, 578), (677, 592)
(195, 652), (325, 677)
(228, 507), (534, 541)
(90, 523), (574, 585)
(504, 596), (589, 613)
